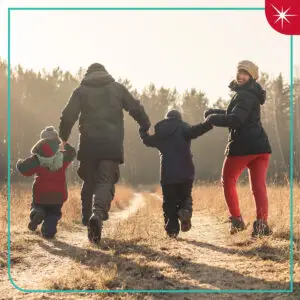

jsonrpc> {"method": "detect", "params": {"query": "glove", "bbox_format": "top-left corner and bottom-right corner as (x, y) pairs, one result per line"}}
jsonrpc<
(139, 119), (151, 133)
(204, 109), (215, 119)
(205, 113), (229, 127)
(139, 128), (149, 139)
(139, 132), (149, 139)
(202, 119), (214, 128)
(204, 115), (212, 124)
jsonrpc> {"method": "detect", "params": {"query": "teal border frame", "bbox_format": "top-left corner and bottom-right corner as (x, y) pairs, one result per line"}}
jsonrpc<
(7, 6), (294, 294)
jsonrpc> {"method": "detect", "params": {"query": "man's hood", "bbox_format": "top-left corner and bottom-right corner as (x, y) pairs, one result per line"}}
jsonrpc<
(81, 70), (115, 87)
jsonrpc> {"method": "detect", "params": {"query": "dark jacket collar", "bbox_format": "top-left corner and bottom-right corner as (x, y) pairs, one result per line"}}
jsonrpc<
(229, 79), (266, 105)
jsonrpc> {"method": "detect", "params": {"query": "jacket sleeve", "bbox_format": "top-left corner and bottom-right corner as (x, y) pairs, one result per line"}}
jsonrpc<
(206, 93), (255, 128)
(139, 131), (159, 148)
(59, 88), (81, 142)
(63, 143), (77, 164)
(183, 122), (213, 140)
(204, 109), (226, 118)
(16, 156), (40, 177)
(120, 84), (151, 132)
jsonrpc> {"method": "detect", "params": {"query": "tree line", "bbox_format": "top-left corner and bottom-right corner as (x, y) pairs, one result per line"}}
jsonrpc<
(0, 59), (299, 186)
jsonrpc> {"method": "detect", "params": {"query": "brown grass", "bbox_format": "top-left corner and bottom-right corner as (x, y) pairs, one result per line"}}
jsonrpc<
(156, 183), (300, 262)
(61, 184), (134, 226)
(42, 191), (298, 297)
(111, 185), (134, 211)
(43, 194), (167, 291)
(0, 186), (7, 251)
(0, 184), (134, 267)
(1, 183), (299, 298)
(2, 183), (298, 253)
(194, 186), (300, 261)
(0, 186), (34, 250)
(111, 193), (164, 241)
(45, 262), (118, 290)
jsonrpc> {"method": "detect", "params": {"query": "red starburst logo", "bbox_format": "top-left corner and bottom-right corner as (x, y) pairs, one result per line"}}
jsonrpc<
(265, 0), (300, 35)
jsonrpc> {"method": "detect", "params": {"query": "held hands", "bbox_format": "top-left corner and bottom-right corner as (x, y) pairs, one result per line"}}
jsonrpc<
(60, 141), (67, 150)
(204, 109), (215, 119)
(204, 116), (214, 127)
(204, 109), (219, 127)
(139, 127), (150, 139)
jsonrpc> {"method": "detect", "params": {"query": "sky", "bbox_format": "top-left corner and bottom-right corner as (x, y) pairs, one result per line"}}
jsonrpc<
(0, 0), (299, 102)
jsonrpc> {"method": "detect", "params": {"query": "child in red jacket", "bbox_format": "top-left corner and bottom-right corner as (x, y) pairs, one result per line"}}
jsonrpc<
(16, 126), (76, 239)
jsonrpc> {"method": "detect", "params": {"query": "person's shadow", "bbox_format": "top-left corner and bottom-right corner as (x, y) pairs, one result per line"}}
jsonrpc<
(178, 238), (288, 263)
(38, 237), (290, 292)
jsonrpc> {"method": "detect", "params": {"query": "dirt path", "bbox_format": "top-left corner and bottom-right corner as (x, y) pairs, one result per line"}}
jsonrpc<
(109, 193), (145, 223)
(0, 193), (296, 300)
(1, 194), (145, 299)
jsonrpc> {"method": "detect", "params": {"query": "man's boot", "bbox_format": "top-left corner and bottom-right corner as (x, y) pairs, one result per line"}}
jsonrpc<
(88, 214), (103, 244)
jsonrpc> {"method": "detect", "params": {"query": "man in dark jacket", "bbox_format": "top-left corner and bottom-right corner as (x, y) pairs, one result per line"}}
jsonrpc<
(59, 63), (150, 244)
(140, 110), (212, 238)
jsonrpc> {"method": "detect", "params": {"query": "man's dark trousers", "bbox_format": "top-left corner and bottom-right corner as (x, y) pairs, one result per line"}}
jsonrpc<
(78, 160), (120, 224)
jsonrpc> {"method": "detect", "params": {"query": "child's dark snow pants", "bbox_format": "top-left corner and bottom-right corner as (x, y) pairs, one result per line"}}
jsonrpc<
(30, 202), (62, 238)
(161, 181), (193, 235)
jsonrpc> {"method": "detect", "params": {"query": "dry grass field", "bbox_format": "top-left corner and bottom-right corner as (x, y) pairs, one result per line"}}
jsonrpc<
(0, 183), (299, 299)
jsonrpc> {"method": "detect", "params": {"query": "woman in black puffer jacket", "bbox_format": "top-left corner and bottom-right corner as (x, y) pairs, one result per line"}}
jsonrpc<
(205, 60), (272, 238)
